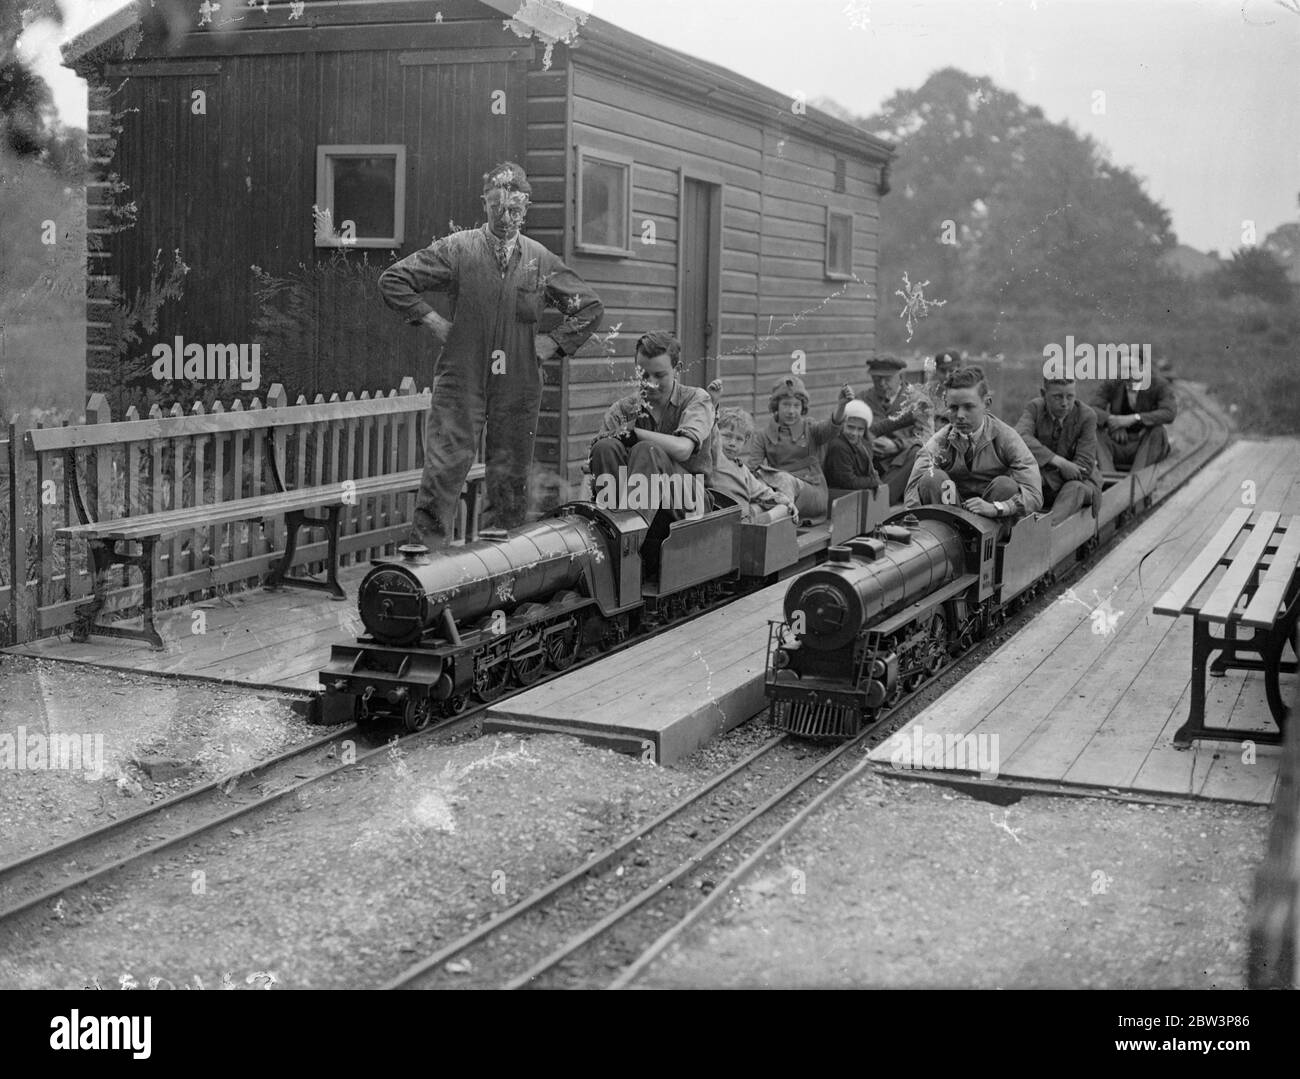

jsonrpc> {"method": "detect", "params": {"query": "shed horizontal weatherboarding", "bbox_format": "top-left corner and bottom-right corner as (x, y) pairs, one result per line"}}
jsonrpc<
(63, 0), (894, 487)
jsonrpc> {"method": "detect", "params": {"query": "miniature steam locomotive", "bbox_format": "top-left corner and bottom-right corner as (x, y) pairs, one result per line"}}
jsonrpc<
(765, 462), (1159, 739)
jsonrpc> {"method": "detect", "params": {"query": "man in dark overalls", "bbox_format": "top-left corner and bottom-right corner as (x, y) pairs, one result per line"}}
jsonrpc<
(379, 162), (604, 547)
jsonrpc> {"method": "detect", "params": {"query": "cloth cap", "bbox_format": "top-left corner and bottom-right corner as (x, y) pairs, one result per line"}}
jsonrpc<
(867, 355), (906, 373)
(842, 399), (873, 426)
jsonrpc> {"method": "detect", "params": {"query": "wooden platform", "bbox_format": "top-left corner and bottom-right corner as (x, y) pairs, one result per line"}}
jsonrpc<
(484, 581), (786, 764)
(5, 564), (371, 692)
(867, 438), (1300, 805)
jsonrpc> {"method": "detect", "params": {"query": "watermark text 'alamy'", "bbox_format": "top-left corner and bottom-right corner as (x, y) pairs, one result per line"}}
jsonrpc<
(1042, 338), (1151, 389)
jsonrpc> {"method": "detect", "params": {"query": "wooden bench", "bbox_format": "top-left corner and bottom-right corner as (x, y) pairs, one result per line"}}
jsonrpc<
(52, 465), (484, 649)
(1154, 507), (1300, 746)
(23, 382), (485, 650)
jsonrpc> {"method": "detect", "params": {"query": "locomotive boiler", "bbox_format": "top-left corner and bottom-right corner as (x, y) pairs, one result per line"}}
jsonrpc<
(358, 515), (609, 646)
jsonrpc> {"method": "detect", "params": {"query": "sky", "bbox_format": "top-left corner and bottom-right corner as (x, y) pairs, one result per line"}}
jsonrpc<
(15, 0), (1300, 255)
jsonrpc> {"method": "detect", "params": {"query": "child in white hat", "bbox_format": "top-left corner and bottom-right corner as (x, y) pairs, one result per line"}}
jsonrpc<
(824, 398), (879, 492)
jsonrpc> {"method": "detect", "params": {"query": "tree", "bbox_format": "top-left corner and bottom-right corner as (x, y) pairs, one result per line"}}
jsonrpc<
(864, 68), (1049, 307)
(0, 0), (81, 174)
(0, 59), (51, 157)
(1215, 247), (1295, 306)
(1263, 219), (1300, 284)
(828, 67), (1176, 329)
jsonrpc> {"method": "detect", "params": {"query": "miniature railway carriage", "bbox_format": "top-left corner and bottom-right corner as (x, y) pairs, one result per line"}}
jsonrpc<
(766, 463), (1160, 739)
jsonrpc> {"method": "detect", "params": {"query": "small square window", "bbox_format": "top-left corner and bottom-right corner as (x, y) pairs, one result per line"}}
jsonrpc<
(826, 208), (854, 279)
(576, 149), (632, 256)
(316, 145), (405, 248)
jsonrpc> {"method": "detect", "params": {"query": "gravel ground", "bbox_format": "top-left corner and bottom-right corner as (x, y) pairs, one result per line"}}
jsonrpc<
(0, 502), (1272, 992)
(0, 729), (714, 990)
(0, 654), (327, 865)
(636, 771), (1268, 989)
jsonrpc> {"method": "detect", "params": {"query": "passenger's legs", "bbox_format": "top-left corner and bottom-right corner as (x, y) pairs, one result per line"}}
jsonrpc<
(793, 478), (828, 521)
(589, 437), (630, 507)
(1094, 429), (1118, 473)
(982, 475), (1020, 503)
(881, 444), (920, 505)
(917, 467), (957, 506)
(1049, 480), (1091, 522)
(1131, 425), (1171, 469)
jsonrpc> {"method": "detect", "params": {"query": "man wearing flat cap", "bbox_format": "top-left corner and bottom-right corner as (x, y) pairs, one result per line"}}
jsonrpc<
(858, 355), (934, 505)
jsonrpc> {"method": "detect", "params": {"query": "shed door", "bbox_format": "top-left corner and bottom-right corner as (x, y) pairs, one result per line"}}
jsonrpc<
(678, 178), (722, 387)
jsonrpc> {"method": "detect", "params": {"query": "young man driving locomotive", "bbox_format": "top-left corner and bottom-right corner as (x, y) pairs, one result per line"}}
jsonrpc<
(905, 367), (1042, 520)
(588, 331), (717, 522)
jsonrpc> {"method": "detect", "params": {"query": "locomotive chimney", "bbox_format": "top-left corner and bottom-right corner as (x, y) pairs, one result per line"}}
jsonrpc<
(398, 544), (430, 563)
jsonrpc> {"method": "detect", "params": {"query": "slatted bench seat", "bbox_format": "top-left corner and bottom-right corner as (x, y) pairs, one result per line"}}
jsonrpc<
(54, 466), (484, 649)
(1154, 507), (1300, 746)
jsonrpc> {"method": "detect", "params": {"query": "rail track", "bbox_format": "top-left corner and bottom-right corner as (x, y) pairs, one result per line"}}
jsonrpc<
(0, 581), (754, 931)
(0, 717), (371, 925)
(384, 382), (1233, 990)
(383, 649), (982, 989)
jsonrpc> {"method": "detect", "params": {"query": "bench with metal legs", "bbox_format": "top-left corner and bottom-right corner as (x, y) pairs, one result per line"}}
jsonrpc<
(1155, 508), (1300, 747)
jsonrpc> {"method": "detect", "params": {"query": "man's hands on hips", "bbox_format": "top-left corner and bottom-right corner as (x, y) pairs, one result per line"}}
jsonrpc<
(535, 334), (560, 363)
(418, 311), (453, 343)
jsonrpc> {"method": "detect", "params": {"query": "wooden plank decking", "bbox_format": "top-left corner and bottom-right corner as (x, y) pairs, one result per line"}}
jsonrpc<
(868, 438), (1300, 805)
(5, 564), (370, 691)
(485, 580), (786, 764)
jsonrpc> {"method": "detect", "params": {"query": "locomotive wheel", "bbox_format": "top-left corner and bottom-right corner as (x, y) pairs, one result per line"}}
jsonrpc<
(442, 694), (470, 717)
(546, 630), (578, 671)
(473, 658), (510, 703)
(403, 698), (433, 733)
(511, 651), (546, 686)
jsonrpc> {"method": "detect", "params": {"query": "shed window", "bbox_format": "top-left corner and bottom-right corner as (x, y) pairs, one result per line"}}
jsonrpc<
(315, 145), (406, 248)
(826, 209), (854, 279)
(576, 149), (632, 255)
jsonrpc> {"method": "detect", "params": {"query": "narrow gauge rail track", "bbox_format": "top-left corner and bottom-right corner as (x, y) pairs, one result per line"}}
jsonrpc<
(383, 664), (953, 990)
(0, 718), (370, 925)
(0, 582), (751, 931)
(385, 385), (1232, 990)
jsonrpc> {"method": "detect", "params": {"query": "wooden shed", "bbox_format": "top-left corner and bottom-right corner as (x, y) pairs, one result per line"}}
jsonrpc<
(63, 0), (894, 489)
